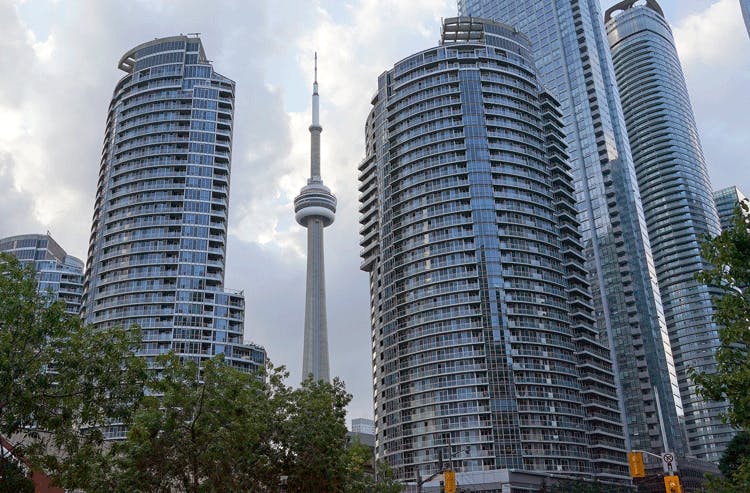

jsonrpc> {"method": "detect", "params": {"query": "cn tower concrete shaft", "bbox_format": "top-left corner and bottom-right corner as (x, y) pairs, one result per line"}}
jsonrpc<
(303, 218), (328, 380)
(293, 54), (336, 382)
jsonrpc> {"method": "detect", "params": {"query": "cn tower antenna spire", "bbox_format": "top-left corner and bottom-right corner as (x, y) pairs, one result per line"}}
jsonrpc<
(294, 52), (336, 382)
(311, 53), (320, 141)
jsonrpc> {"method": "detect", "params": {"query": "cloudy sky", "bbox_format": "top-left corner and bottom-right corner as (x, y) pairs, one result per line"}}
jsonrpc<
(1, 0), (748, 422)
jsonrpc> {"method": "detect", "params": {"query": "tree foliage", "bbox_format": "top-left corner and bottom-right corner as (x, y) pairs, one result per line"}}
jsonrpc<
(282, 377), (352, 492)
(344, 441), (403, 493)
(719, 431), (750, 478)
(704, 460), (750, 493)
(692, 201), (750, 430)
(107, 356), (286, 492)
(0, 455), (34, 493)
(1, 252), (397, 492)
(692, 202), (750, 493)
(0, 252), (149, 490)
(108, 356), (393, 493)
(368, 458), (403, 493)
(702, 431), (750, 492)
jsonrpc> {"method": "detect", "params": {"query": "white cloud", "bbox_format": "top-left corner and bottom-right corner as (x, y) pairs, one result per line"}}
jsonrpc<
(672, 0), (750, 193)
(673, 0), (745, 68)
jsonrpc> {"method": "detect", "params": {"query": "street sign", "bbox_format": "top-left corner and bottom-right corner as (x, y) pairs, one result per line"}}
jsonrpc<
(662, 452), (677, 473)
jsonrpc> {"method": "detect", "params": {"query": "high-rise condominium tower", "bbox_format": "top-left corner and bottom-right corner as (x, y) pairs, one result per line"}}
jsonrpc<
(82, 36), (265, 389)
(714, 186), (749, 231)
(459, 0), (685, 456)
(742, 0), (750, 38)
(294, 56), (336, 382)
(360, 17), (628, 487)
(606, 0), (733, 462)
(0, 233), (83, 315)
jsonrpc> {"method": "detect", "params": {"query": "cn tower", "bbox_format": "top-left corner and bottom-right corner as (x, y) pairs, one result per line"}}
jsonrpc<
(294, 54), (336, 382)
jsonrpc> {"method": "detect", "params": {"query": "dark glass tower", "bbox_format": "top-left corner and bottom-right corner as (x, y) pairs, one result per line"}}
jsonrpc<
(82, 36), (265, 397)
(606, 0), (733, 462)
(360, 17), (628, 487)
(714, 186), (748, 231)
(459, 0), (685, 456)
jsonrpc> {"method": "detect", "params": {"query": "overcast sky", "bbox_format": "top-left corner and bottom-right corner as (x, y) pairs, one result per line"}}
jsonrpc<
(1, 0), (747, 423)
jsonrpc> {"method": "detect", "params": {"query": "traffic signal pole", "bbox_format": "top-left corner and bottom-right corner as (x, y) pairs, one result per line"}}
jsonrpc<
(411, 449), (457, 493)
(628, 450), (682, 493)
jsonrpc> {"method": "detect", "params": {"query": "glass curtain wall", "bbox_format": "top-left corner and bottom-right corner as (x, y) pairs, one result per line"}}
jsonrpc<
(606, 0), (733, 462)
(458, 0), (685, 456)
(360, 17), (628, 486)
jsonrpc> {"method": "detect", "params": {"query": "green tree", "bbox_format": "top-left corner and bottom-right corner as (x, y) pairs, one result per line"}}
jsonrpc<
(703, 430), (750, 492)
(112, 355), (395, 493)
(0, 455), (34, 493)
(691, 201), (750, 493)
(0, 252), (149, 491)
(281, 377), (352, 492)
(704, 462), (750, 493)
(368, 459), (403, 493)
(719, 431), (750, 478)
(692, 201), (750, 430)
(109, 354), (283, 493)
(342, 440), (403, 493)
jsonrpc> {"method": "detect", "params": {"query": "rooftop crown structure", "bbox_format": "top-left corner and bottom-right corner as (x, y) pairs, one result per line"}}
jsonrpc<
(294, 54), (337, 382)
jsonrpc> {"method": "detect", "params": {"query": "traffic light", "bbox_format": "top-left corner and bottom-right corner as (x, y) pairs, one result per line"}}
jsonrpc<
(628, 451), (645, 478)
(664, 474), (682, 493)
(444, 470), (456, 493)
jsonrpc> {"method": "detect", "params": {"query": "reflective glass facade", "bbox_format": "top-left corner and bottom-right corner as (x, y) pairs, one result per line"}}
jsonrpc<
(459, 0), (685, 456)
(360, 18), (628, 485)
(0, 234), (83, 314)
(742, 0), (750, 39)
(714, 186), (748, 232)
(606, 0), (733, 462)
(82, 36), (265, 386)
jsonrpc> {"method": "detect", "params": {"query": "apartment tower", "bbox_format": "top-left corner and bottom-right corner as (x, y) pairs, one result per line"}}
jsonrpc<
(606, 0), (733, 462)
(360, 17), (628, 488)
(714, 186), (748, 231)
(459, 0), (685, 456)
(0, 233), (83, 315)
(82, 36), (265, 398)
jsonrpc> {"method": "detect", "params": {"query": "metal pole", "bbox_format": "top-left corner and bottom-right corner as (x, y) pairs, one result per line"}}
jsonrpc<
(653, 385), (670, 452)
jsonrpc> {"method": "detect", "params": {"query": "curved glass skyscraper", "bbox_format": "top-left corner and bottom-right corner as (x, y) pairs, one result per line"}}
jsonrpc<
(82, 36), (265, 384)
(607, 0), (733, 462)
(0, 233), (83, 315)
(458, 0), (685, 457)
(360, 17), (627, 487)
